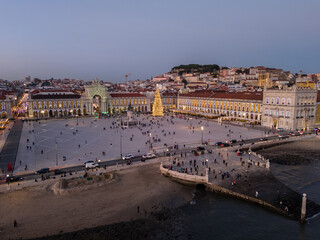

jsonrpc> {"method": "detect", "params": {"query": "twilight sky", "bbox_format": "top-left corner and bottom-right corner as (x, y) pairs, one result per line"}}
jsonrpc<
(0, 0), (319, 82)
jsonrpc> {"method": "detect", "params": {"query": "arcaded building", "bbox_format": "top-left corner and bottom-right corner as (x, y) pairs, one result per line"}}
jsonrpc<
(27, 81), (150, 118)
(177, 90), (263, 123)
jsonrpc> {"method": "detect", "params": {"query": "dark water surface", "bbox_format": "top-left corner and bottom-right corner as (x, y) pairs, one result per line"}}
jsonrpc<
(179, 162), (320, 240)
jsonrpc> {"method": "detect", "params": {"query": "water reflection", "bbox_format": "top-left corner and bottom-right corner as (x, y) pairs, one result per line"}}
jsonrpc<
(178, 161), (320, 239)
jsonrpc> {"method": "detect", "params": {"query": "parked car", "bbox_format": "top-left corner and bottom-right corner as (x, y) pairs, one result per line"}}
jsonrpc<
(215, 142), (223, 146)
(277, 128), (284, 132)
(4, 175), (23, 183)
(84, 161), (99, 169)
(299, 131), (304, 135)
(196, 146), (205, 151)
(278, 134), (288, 139)
(221, 143), (230, 147)
(122, 154), (134, 160)
(142, 153), (156, 159)
(260, 137), (267, 141)
(54, 169), (65, 175)
(227, 139), (237, 144)
(35, 168), (50, 174)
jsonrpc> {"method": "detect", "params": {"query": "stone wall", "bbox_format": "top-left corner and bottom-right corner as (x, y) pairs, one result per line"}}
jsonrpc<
(160, 163), (208, 184)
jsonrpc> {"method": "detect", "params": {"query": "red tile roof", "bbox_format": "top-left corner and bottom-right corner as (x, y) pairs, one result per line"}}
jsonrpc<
(31, 94), (81, 100)
(162, 92), (178, 97)
(110, 93), (146, 98)
(0, 90), (17, 95)
(30, 89), (74, 94)
(180, 90), (263, 101)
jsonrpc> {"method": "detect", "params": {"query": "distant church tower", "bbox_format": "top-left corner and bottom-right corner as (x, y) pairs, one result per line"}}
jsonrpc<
(152, 88), (164, 117)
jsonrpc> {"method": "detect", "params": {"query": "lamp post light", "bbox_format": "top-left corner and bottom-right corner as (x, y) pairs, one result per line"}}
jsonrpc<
(120, 129), (123, 159)
(149, 133), (152, 150)
(201, 126), (204, 144)
(55, 138), (58, 166)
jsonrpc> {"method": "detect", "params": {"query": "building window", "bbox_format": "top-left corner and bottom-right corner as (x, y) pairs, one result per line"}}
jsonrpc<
(270, 110), (273, 116)
(281, 98), (285, 104)
(276, 97), (280, 104)
(287, 98), (291, 105)
(266, 98), (269, 104)
(1, 103), (5, 111)
(286, 111), (290, 118)
(271, 98), (274, 104)
(265, 109), (268, 115)
(280, 111), (284, 117)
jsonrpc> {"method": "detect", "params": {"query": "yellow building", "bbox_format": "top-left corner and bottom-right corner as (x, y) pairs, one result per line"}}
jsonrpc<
(109, 93), (150, 113)
(161, 92), (177, 111)
(28, 89), (82, 118)
(0, 90), (16, 119)
(177, 90), (263, 122)
(315, 91), (320, 127)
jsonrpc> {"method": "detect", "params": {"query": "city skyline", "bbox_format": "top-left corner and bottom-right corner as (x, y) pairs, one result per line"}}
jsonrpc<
(1, 0), (320, 81)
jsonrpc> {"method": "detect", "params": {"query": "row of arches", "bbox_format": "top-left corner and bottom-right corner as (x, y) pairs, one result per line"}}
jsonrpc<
(33, 109), (85, 118)
(1, 112), (7, 119)
(179, 106), (261, 121)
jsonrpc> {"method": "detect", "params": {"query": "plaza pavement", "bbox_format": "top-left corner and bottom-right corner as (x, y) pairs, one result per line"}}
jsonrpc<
(163, 146), (265, 186)
(13, 114), (266, 174)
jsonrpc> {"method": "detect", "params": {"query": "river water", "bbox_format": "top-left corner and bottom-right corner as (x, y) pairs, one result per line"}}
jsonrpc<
(179, 161), (320, 240)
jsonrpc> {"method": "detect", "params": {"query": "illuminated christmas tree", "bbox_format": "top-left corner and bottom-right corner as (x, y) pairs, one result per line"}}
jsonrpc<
(152, 88), (164, 117)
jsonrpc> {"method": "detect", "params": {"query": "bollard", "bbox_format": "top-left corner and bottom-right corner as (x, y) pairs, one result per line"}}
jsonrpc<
(301, 193), (307, 223)
(266, 160), (270, 169)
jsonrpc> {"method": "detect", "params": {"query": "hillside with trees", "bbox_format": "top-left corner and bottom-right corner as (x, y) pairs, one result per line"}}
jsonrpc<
(171, 64), (220, 74)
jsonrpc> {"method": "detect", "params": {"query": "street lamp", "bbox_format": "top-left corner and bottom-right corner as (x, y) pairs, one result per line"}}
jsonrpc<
(149, 133), (152, 150)
(120, 129), (123, 159)
(201, 126), (204, 144)
(55, 138), (58, 166)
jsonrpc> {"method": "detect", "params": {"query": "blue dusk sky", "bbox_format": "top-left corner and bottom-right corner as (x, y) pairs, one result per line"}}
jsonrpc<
(0, 0), (319, 82)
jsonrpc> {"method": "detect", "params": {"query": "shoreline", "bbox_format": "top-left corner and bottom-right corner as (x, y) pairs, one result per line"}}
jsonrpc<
(0, 163), (192, 240)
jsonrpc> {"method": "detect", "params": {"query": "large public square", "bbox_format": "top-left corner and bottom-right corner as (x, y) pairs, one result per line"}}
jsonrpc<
(14, 113), (266, 174)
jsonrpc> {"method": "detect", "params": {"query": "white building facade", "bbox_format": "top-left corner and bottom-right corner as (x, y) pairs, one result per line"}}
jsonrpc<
(261, 85), (317, 130)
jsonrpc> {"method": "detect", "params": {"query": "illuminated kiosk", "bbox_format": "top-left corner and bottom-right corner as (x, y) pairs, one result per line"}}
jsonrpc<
(152, 88), (164, 117)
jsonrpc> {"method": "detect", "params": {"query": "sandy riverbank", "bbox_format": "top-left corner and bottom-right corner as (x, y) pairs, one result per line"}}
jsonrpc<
(0, 164), (192, 240)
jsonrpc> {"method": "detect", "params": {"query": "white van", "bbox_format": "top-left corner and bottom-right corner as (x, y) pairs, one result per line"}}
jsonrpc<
(84, 161), (99, 169)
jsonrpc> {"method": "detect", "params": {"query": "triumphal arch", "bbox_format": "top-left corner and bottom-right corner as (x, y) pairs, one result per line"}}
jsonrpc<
(82, 79), (110, 116)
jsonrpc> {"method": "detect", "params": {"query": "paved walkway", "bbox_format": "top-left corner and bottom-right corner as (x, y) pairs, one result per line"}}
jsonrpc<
(0, 120), (23, 174)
